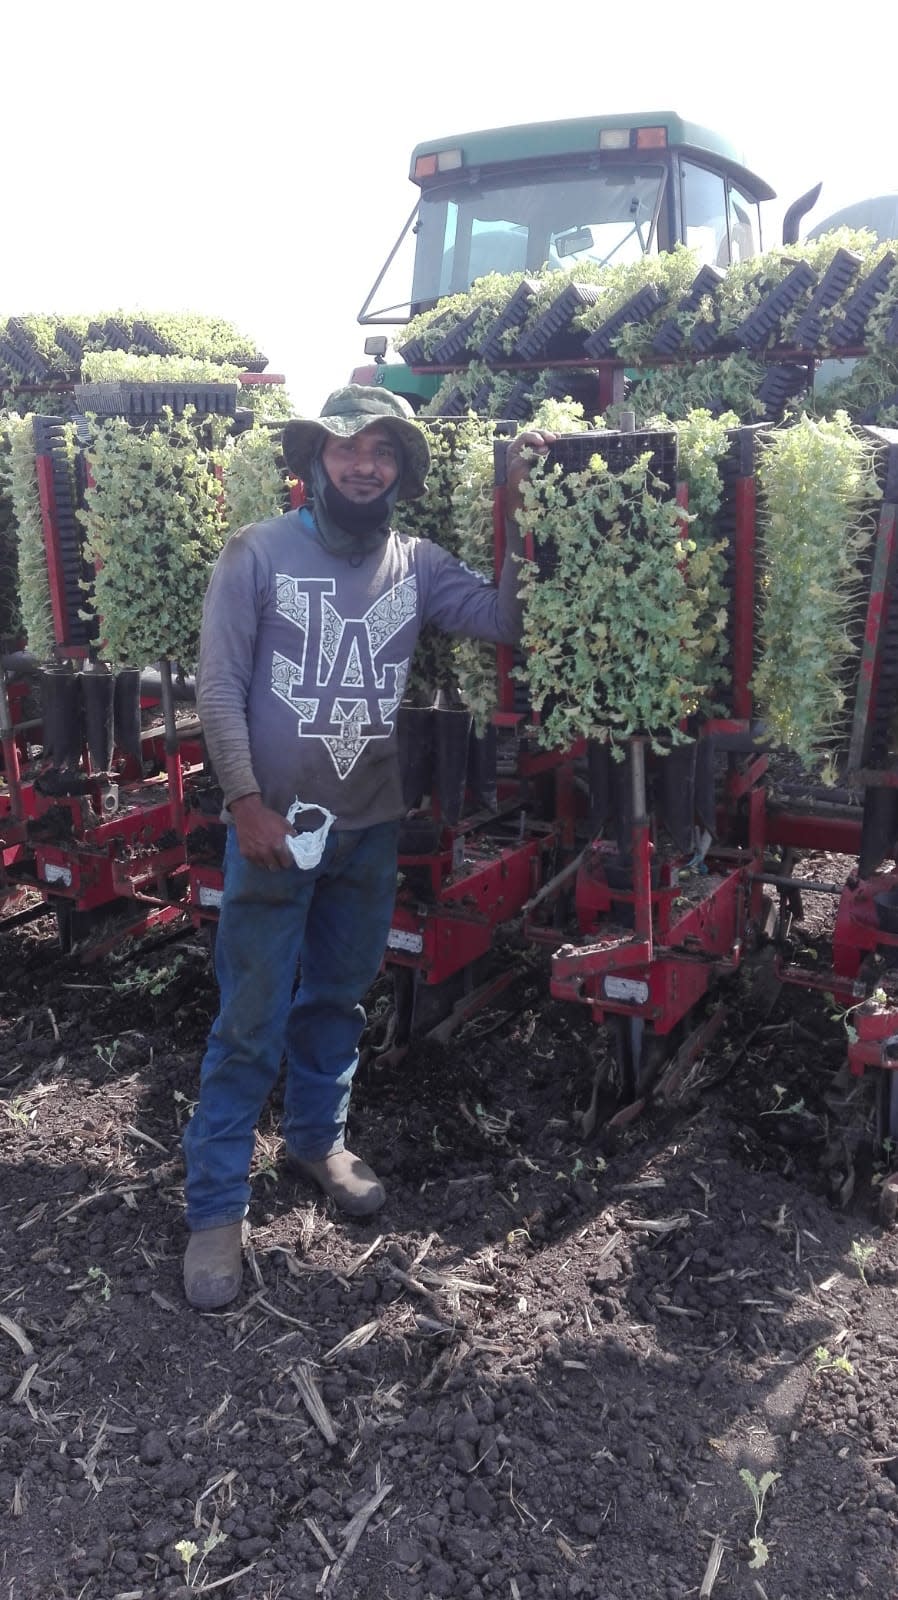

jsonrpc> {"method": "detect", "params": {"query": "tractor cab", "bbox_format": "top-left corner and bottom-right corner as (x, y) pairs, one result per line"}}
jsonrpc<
(358, 111), (776, 328)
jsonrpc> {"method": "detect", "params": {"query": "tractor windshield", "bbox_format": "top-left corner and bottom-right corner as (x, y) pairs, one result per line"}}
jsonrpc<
(410, 163), (667, 308)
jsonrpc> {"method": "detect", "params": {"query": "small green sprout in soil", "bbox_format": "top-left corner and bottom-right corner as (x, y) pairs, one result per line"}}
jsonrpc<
(253, 1155), (279, 1189)
(4, 1096), (33, 1129)
(824, 988), (886, 1044)
(87, 1266), (112, 1303)
(879, 1136), (896, 1172)
(760, 1084), (806, 1116)
(850, 1240), (875, 1286)
(739, 1467), (780, 1569)
(813, 1345), (854, 1377)
(113, 955), (185, 998)
(173, 1089), (198, 1126)
(174, 1529), (228, 1588)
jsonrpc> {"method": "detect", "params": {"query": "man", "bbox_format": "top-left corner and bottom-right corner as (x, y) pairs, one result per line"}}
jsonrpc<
(183, 385), (551, 1309)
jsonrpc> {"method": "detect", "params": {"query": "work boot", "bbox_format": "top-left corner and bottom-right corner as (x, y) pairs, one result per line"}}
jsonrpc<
(183, 1221), (245, 1309)
(287, 1149), (386, 1216)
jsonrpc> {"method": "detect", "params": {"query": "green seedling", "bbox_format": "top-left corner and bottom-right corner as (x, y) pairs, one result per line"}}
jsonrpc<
(174, 1539), (200, 1586)
(517, 428), (732, 760)
(6, 413), (62, 656)
(473, 1102), (513, 1138)
(825, 987), (888, 1045)
(559, 1155), (607, 1185)
(850, 1240), (875, 1286)
(93, 1040), (120, 1071)
(753, 415), (881, 771)
(739, 1467), (780, 1569)
(87, 1266), (111, 1303)
(173, 1089), (198, 1126)
(813, 1345), (854, 1377)
(80, 410), (226, 671)
(4, 1096), (33, 1129)
(113, 955), (185, 998)
(253, 1155), (279, 1190)
(175, 1529), (228, 1588)
(760, 1083), (806, 1117)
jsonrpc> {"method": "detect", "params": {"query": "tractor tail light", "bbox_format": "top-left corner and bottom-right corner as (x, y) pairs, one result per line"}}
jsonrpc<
(636, 127), (668, 149)
(414, 148), (462, 180)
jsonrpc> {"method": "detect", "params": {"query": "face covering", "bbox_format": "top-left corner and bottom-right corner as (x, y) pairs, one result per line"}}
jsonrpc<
(307, 448), (403, 560)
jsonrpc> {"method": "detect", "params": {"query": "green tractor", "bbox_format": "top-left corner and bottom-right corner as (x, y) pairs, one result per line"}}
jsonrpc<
(353, 109), (826, 407)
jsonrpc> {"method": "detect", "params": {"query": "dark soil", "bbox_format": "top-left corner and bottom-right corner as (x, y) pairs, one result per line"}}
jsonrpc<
(2, 874), (898, 1600)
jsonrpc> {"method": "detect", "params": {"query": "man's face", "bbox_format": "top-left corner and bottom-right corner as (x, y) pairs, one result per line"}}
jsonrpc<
(320, 425), (400, 503)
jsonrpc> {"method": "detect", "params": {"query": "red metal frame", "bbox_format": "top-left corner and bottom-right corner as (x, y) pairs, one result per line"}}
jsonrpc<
(388, 829), (552, 985)
(848, 499), (898, 769)
(188, 863), (225, 926)
(551, 818), (747, 1036)
(0, 728), (24, 827)
(848, 1001), (898, 1074)
(764, 809), (862, 854)
(31, 785), (188, 911)
(76, 902), (186, 963)
(832, 872), (898, 981)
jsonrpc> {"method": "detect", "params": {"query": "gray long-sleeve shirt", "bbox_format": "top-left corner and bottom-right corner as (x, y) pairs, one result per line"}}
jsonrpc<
(196, 507), (522, 829)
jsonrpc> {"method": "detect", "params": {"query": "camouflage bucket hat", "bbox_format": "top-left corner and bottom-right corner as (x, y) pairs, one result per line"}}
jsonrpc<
(282, 384), (430, 501)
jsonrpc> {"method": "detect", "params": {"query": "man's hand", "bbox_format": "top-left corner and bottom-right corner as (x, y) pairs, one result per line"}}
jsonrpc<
(230, 792), (295, 871)
(505, 430), (556, 524)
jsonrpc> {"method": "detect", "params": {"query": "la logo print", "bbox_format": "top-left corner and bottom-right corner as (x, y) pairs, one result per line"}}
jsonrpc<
(270, 574), (415, 778)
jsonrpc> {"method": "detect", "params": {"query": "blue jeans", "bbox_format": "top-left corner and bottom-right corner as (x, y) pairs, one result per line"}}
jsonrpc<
(183, 818), (400, 1231)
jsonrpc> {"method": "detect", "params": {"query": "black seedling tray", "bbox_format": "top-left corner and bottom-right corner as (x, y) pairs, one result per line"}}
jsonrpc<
(732, 262), (817, 351)
(132, 320), (174, 356)
(398, 308), (457, 369)
(582, 284), (665, 359)
(55, 326), (86, 364)
(0, 334), (51, 381)
(792, 248), (862, 350)
(428, 309), (483, 366)
(525, 428), (679, 582)
(651, 265), (724, 357)
(103, 318), (133, 350)
(514, 282), (602, 361)
(428, 385), (468, 417)
(478, 279), (540, 361)
(757, 363), (811, 419)
(543, 427), (678, 487)
(74, 382), (238, 417)
(831, 253), (896, 347)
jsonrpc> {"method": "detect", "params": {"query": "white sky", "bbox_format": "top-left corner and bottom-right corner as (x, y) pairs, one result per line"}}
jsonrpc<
(5, 0), (897, 413)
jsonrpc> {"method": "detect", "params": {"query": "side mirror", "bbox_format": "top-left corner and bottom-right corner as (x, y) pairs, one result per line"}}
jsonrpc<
(364, 336), (389, 364)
